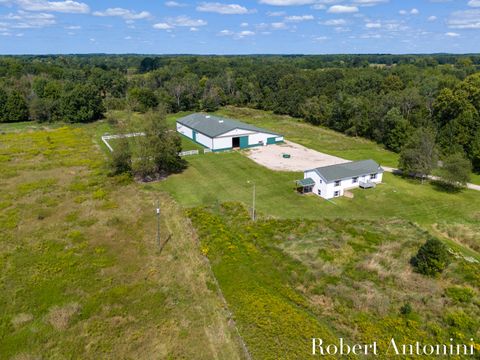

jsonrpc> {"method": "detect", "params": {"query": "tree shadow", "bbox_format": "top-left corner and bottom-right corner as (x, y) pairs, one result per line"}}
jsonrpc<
(431, 180), (463, 194)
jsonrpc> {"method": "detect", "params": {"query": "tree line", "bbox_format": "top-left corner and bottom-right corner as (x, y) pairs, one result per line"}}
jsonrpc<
(1, 54), (479, 177)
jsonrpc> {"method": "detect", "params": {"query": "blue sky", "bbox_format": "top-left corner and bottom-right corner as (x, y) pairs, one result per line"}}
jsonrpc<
(0, 0), (479, 54)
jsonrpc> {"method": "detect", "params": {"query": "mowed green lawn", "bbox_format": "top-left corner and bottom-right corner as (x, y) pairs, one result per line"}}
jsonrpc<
(154, 150), (480, 259)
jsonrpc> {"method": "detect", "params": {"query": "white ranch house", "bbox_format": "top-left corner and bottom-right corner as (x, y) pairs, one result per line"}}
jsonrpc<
(176, 113), (284, 151)
(299, 159), (384, 199)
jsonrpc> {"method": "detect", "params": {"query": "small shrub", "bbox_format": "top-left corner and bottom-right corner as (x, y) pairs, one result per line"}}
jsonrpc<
(411, 238), (450, 276)
(400, 302), (412, 315)
(445, 286), (474, 303)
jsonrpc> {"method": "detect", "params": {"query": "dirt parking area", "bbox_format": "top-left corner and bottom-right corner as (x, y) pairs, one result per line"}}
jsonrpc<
(246, 140), (349, 172)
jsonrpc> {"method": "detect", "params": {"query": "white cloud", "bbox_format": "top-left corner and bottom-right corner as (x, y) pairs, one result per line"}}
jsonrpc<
(353, 0), (388, 6)
(165, 1), (186, 7)
(399, 8), (419, 15)
(153, 22), (173, 29)
(271, 21), (287, 29)
(468, 0), (480, 7)
(218, 29), (255, 38)
(259, 0), (316, 5)
(93, 8), (151, 20)
(170, 15), (207, 26)
(2, 10), (56, 28)
(321, 18), (346, 25)
(428, 15), (437, 21)
(448, 9), (480, 29)
(313, 35), (328, 41)
(365, 22), (381, 28)
(445, 31), (460, 37)
(15, 0), (89, 13)
(360, 33), (381, 38)
(64, 24), (80, 29)
(239, 30), (255, 36)
(284, 14), (314, 22)
(267, 11), (286, 16)
(189, 27), (199, 31)
(196, 2), (253, 14)
(240, 22), (249, 27)
(311, 4), (325, 10)
(327, 5), (359, 13)
(124, 36), (132, 40)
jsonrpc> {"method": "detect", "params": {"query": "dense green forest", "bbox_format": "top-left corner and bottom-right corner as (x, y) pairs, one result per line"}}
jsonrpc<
(1, 54), (480, 171)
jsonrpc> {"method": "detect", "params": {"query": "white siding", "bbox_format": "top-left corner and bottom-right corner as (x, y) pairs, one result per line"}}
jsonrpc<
(248, 132), (281, 146)
(177, 123), (193, 139)
(195, 132), (213, 149)
(221, 129), (255, 137)
(212, 136), (232, 150)
(306, 170), (383, 200)
(213, 130), (282, 149)
(304, 171), (327, 197)
(176, 123), (283, 151)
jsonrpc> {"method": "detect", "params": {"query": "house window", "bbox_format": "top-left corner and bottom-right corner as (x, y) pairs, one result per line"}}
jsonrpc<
(334, 180), (341, 187)
(334, 191), (340, 197)
(317, 189), (321, 196)
(352, 177), (358, 184)
(370, 173), (377, 180)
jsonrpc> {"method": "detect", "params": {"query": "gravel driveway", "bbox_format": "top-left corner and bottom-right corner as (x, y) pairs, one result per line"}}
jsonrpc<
(246, 140), (349, 172)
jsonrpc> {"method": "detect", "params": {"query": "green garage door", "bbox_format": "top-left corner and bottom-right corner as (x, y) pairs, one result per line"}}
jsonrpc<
(267, 137), (276, 145)
(239, 136), (249, 148)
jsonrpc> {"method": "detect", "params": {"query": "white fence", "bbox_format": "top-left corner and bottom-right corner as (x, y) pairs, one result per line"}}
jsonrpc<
(101, 132), (146, 152)
(178, 150), (199, 156)
(102, 132), (200, 157)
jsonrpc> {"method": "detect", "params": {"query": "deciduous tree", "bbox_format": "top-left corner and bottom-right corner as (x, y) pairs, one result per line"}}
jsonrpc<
(398, 127), (438, 181)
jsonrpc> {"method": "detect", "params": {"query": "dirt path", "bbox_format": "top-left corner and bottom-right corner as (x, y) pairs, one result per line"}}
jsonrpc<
(382, 166), (480, 192)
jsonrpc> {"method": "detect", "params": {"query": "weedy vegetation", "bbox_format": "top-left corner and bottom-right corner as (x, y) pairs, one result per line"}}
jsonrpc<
(188, 202), (480, 359)
(0, 125), (243, 359)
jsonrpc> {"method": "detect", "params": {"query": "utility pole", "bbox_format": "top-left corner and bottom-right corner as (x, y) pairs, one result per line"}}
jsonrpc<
(156, 199), (160, 249)
(247, 181), (256, 221)
(252, 182), (256, 221)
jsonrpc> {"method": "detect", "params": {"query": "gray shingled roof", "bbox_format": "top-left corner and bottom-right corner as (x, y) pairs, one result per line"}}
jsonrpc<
(309, 160), (384, 183)
(177, 113), (281, 138)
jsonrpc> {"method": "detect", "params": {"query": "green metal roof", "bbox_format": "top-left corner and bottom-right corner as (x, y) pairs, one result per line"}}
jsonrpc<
(296, 178), (315, 187)
(177, 113), (281, 138)
(308, 160), (384, 183)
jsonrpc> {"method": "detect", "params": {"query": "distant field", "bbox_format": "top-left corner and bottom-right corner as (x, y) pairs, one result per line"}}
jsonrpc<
(0, 125), (243, 359)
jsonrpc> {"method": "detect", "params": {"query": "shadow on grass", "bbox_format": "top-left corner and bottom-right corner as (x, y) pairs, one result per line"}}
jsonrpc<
(431, 180), (464, 194)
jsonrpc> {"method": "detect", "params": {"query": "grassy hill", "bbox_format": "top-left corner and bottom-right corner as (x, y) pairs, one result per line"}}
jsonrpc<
(0, 125), (244, 359)
(189, 203), (480, 359)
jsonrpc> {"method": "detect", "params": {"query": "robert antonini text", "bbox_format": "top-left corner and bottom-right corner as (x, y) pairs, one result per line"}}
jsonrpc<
(312, 338), (477, 356)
